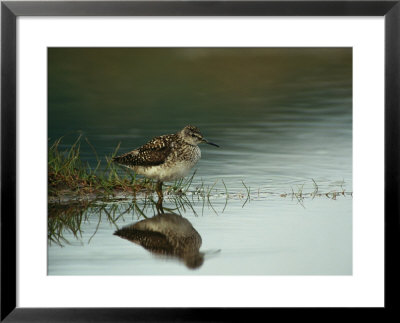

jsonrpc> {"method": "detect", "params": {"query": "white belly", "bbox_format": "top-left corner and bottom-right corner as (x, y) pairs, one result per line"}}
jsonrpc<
(139, 161), (196, 182)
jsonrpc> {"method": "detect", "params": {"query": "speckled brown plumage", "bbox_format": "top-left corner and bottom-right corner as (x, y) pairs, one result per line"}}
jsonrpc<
(112, 134), (178, 167)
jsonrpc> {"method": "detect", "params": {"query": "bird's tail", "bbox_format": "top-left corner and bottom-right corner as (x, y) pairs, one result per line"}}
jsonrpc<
(112, 151), (137, 165)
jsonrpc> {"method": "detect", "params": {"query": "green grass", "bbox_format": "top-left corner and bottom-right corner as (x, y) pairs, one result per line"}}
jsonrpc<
(48, 135), (158, 201)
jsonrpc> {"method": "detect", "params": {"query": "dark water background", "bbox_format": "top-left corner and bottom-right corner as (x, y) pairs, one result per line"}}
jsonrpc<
(48, 48), (352, 275)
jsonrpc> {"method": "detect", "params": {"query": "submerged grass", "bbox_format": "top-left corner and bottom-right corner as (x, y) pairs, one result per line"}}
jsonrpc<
(48, 201), (137, 246)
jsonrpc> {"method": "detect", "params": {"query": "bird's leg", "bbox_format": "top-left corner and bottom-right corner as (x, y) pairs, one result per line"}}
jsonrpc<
(155, 181), (164, 214)
(156, 181), (163, 199)
(156, 197), (164, 214)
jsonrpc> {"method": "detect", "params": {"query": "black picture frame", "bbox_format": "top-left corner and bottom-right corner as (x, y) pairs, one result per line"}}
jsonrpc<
(1, 1), (399, 321)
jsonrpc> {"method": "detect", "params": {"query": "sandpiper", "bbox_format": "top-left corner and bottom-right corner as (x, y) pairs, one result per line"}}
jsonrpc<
(112, 125), (219, 199)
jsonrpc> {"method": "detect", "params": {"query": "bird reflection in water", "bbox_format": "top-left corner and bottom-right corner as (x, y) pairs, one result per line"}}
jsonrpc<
(114, 213), (204, 269)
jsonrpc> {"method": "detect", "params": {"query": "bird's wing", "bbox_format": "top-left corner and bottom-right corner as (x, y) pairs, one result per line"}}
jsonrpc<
(113, 134), (176, 167)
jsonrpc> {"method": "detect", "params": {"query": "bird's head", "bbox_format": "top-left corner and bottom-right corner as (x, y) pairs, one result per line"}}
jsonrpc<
(180, 125), (219, 147)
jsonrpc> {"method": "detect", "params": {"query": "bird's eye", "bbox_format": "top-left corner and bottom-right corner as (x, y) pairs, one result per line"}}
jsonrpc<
(191, 134), (196, 137)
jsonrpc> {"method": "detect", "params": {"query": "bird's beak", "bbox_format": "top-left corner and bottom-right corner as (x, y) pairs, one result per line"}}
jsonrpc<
(202, 138), (220, 148)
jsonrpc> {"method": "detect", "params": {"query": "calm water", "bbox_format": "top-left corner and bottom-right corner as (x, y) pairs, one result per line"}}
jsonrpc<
(48, 48), (352, 275)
